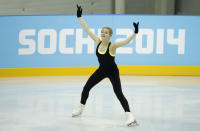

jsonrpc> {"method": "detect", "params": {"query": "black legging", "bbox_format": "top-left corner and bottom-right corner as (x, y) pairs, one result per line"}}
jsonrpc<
(80, 67), (130, 112)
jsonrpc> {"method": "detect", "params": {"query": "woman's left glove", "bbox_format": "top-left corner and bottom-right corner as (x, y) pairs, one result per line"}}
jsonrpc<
(133, 22), (139, 34)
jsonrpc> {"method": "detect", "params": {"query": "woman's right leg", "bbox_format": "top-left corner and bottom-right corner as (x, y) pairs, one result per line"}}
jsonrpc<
(80, 67), (106, 105)
(72, 68), (106, 117)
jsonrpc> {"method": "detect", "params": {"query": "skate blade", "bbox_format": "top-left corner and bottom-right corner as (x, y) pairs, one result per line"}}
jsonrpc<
(72, 112), (82, 117)
(72, 115), (78, 117)
(72, 114), (81, 117)
(127, 121), (139, 127)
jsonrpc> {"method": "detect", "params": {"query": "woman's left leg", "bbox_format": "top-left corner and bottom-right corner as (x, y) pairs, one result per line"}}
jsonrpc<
(108, 74), (130, 112)
(108, 73), (138, 126)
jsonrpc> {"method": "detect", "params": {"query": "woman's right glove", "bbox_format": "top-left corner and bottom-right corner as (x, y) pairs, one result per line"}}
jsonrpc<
(77, 4), (82, 18)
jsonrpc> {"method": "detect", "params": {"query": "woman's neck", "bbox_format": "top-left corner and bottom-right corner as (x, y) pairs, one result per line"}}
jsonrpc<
(102, 39), (109, 45)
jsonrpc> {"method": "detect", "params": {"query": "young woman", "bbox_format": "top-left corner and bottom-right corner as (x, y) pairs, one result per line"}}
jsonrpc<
(72, 5), (139, 126)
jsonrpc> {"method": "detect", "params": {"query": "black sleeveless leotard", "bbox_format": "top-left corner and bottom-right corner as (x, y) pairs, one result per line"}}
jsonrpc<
(80, 41), (130, 112)
(96, 41), (118, 77)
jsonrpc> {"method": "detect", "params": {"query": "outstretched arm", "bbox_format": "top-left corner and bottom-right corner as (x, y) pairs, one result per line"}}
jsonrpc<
(77, 5), (100, 44)
(113, 22), (139, 48)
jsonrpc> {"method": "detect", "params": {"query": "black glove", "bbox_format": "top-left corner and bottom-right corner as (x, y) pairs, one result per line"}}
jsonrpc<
(77, 4), (82, 18)
(133, 22), (139, 34)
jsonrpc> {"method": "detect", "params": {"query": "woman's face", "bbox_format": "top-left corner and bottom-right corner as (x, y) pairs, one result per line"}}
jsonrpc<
(101, 28), (111, 40)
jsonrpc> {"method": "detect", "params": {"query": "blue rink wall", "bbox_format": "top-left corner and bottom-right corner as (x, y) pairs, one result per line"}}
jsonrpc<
(0, 14), (200, 77)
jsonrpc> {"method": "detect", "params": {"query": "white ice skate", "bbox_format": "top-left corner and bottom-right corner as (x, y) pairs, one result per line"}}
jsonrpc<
(125, 112), (138, 127)
(72, 103), (85, 117)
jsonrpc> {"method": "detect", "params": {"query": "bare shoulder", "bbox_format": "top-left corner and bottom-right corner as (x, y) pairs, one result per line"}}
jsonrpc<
(110, 42), (117, 50)
(110, 42), (118, 49)
(95, 38), (101, 45)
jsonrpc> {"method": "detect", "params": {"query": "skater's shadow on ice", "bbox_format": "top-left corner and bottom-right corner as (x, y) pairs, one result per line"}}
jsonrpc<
(70, 115), (138, 130)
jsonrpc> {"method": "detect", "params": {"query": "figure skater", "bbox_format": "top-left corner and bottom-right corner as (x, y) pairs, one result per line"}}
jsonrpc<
(72, 5), (139, 126)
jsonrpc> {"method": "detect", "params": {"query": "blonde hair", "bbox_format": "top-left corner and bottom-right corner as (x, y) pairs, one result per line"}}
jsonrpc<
(102, 26), (113, 35)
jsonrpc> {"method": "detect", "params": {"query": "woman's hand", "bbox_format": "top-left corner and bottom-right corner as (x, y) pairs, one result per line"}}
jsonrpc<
(133, 22), (139, 34)
(77, 4), (82, 18)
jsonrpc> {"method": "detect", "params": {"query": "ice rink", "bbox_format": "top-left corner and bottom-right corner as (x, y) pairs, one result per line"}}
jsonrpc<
(0, 75), (200, 131)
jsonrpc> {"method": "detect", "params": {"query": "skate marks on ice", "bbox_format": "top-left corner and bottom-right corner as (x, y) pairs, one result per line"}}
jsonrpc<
(0, 76), (200, 131)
